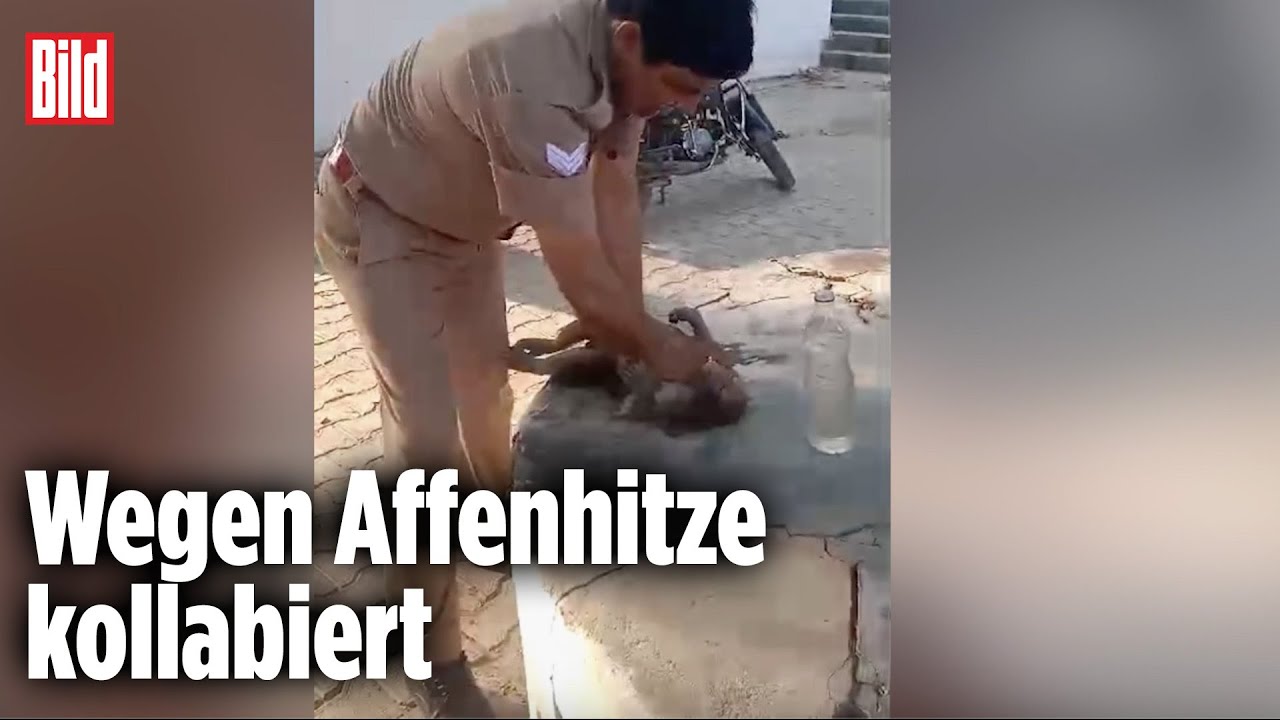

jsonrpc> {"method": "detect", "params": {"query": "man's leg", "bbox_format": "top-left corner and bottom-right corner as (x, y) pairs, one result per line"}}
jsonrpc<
(401, 227), (515, 714)
(442, 236), (515, 499)
(315, 169), (493, 717)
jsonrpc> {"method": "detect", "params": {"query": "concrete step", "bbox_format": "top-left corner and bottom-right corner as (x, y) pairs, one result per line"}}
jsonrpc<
(831, 13), (889, 34)
(824, 30), (890, 54)
(820, 50), (890, 74)
(832, 0), (889, 17)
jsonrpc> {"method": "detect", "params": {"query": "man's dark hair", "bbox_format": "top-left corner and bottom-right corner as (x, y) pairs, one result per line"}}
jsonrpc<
(607, 0), (755, 80)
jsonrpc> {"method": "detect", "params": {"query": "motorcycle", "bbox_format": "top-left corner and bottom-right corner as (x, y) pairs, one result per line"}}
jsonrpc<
(636, 77), (795, 208)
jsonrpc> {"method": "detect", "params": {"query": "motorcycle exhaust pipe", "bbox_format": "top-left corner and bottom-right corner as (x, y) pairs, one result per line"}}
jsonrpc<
(661, 159), (718, 175)
(639, 158), (719, 178)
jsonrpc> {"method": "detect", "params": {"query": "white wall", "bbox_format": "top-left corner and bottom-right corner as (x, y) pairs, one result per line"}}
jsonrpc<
(314, 0), (831, 150)
(314, 0), (508, 150)
(748, 0), (833, 81)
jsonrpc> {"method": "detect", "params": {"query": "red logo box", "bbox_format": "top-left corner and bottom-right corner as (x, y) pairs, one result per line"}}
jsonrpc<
(26, 32), (114, 125)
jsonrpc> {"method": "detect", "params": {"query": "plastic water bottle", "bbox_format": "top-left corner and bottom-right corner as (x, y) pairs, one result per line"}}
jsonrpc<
(803, 283), (856, 454)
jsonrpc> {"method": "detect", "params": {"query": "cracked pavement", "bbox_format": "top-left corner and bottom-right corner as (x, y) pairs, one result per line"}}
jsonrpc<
(313, 68), (889, 717)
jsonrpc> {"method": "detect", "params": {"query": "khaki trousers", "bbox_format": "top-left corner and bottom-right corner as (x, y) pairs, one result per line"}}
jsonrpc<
(314, 160), (514, 663)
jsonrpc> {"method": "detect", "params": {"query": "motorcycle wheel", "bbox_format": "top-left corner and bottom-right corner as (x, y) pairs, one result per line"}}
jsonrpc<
(748, 128), (796, 191)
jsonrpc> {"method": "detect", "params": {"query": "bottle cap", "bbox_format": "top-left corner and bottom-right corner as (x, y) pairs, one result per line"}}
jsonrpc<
(814, 282), (835, 303)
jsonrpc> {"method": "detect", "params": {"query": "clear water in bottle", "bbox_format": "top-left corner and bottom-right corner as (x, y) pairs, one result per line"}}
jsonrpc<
(803, 283), (856, 454)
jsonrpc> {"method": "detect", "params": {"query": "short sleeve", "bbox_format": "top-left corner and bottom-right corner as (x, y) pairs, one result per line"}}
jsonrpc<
(474, 93), (598, 237)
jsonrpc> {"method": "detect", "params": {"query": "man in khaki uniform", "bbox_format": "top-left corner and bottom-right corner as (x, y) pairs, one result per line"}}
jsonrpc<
(315, 0), (755, 714)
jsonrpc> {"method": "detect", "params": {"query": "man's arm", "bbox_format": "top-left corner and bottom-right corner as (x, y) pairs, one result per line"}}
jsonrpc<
(476, 96), (658, 362)
(534, 224), (655, 361)
(476, 95), (721, 380)
(590, 115), (648, 302)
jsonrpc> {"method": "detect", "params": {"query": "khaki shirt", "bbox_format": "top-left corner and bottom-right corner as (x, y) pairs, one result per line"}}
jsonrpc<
(337, 0), (638, 263)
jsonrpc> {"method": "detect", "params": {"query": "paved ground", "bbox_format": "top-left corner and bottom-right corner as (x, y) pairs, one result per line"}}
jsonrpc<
(313, 68), (890, 717)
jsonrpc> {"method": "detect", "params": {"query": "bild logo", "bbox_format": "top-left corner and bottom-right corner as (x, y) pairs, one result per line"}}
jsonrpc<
(26, 33), (114, 125)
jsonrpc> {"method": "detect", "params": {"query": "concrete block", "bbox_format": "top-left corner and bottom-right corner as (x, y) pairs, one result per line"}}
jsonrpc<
(507, 263), (890, 716)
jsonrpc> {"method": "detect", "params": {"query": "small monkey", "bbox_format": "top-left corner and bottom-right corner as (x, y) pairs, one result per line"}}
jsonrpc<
(509, 307), (750, 435)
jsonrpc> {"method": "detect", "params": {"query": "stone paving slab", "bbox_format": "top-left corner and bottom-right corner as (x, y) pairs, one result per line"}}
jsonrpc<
(513, 533), (854, 718)
(313, 68), (890, 718)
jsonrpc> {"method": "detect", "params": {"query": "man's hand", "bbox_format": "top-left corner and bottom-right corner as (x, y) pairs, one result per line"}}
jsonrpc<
(565, 313), (732, 383)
